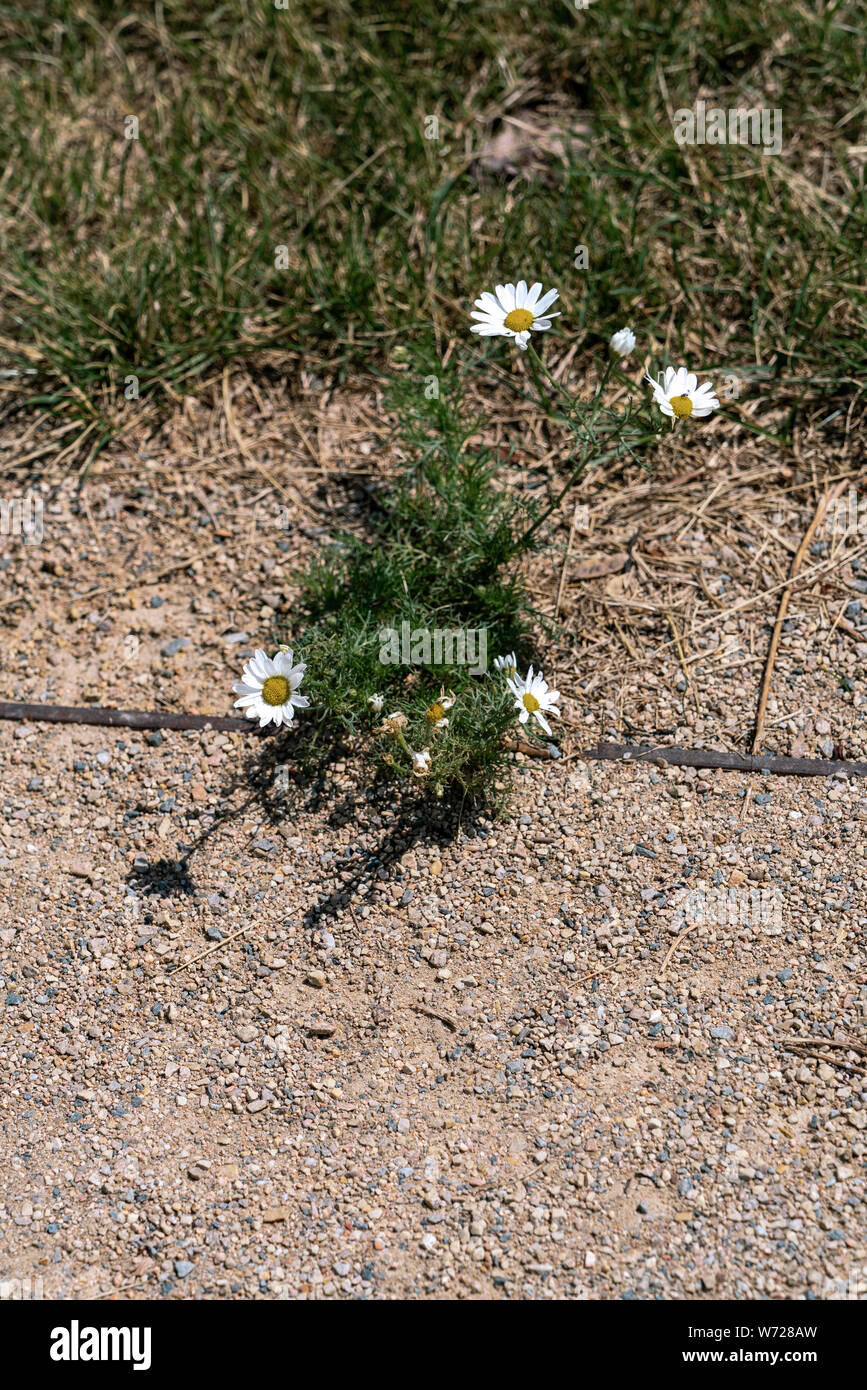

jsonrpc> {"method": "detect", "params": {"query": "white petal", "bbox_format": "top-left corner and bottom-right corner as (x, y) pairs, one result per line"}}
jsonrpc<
(515, 332), (530, 348)
(534, 711), (552, 736)
(495, 283), (516, 312)
(249, 654), (273, 681)
(670, 367), (690, 396)
(533, 288), (559, 316)
(524, 281), (543, 308)
(662, 366), (677, 391)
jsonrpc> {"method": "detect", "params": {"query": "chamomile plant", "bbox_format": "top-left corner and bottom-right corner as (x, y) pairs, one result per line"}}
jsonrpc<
(231, 291), (723, 804)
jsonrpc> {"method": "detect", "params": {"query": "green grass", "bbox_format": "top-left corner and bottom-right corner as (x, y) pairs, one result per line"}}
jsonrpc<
(1, 0), (865, 453)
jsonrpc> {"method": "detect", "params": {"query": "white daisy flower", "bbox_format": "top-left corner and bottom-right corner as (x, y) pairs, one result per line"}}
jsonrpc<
(425, 690), (456, 730)
(609, 326), (636, 357)
(493, 651), (518, 678)
(470, 281), (560, 350)
(411, 749), (432, 776)
(645, 365), (720, 420)
(232, 648), (309, 729)
(506, 665), (561, 737)
(367, 692), (384, 714)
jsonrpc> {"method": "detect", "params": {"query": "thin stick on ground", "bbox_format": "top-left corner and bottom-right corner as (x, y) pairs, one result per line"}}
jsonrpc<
(666, 610), (700, 715)
(169, 924), (253, 974)
(554, 501), (582, 619)
(412, 1004), (457, 1031)
(574, 958), (627, 985)
(782, 1044), (866, 1076)
(583, 741), (867, 778)
(784, 1035), (867, 1056)
(660, 921), (701, 977)
(751, 481), (847, 753)
(0, 702), (250, 733)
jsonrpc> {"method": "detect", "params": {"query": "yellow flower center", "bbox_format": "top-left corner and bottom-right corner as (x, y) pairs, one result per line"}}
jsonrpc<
(262, 675), (291, 706)
(670, 394), (693, 419)
(522, 692), (540, 714)
(504, 308), (534, 333)
(426, 702), (446, 724)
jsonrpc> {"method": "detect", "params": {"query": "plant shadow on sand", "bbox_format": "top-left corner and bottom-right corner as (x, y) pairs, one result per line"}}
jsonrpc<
(125, 722), (490, 927)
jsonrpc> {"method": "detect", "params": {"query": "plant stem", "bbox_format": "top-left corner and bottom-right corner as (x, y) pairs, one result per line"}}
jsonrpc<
(513, 434), (657, 554)
(525, 342), (575, 415)
(523, 347), (567, 423)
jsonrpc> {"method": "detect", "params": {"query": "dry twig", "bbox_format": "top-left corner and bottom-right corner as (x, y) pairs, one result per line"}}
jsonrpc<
(751, 482), (847, 753)
(169, 924), (253, 974)
(412, 1004), (458, 1031)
